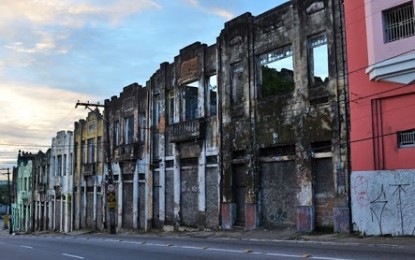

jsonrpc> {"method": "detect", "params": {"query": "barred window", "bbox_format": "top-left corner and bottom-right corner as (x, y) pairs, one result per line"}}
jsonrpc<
(383, 2), (415, 43)
(398, 129), (415, 148)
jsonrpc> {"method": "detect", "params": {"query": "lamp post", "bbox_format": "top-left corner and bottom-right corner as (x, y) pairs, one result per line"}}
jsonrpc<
(0, 168), (12, 234)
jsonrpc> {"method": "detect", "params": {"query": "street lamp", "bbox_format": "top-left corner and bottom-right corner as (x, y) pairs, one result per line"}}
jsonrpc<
(0, 168), (12, 234)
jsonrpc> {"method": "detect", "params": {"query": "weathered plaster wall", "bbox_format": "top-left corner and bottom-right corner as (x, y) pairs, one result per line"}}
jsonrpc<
(351, 170), (415, 236)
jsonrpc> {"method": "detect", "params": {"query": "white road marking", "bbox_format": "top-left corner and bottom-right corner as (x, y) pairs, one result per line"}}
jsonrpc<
(206, 248), (244, 254)
(178, 245), (204, 250)
(145, 242), (169, 247)
(310, 256), (357, 260)
(62, 253), (85, 259)
(20, 245), (33, 249)
(117, 240), (359, 259)
(104, 239), (120, 242)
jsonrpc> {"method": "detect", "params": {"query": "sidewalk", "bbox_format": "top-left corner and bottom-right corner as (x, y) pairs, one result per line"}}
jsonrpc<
(84, 226), (415, 247)
(3, 225), (415, 247)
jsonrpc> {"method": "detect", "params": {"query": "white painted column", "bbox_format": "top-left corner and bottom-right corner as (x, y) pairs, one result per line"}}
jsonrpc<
(198, 143), (206, 214)
(60, 198), (63, 232)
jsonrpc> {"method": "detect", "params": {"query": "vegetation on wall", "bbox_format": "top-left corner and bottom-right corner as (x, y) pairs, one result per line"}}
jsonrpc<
(261, 66), (294, 96)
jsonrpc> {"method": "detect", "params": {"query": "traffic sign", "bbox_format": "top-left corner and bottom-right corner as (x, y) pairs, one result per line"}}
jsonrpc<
(107, 184), (115, 192)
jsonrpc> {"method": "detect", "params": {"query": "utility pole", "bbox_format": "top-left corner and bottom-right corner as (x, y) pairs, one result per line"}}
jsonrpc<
(0, 168), (12, 234)
(75, 101), (116, 234)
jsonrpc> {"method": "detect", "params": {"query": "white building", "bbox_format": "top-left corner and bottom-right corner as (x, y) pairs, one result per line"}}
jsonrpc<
(48, 130), (74, 233)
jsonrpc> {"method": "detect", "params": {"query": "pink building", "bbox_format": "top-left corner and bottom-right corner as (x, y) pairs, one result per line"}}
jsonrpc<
(345, 0), (415, 236)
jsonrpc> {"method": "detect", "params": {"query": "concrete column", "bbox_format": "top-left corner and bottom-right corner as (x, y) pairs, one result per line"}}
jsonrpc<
(34, 201), (38, 231)
(82, 182), (86, 228)
(53, 196), (56, 230)
(173, 145), (180, 229)
(93, 179), (97, 229)
(117, 173), (123, 230)
(159, 162), (165, 227)
(133, 163), (139, 229)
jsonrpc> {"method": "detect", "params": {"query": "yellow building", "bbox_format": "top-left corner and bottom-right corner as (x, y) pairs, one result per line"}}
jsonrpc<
(73, 109), (105, 230)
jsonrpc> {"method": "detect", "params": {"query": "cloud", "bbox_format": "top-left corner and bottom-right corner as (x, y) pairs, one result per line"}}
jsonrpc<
(0, 81), (98, 151)
(0, 0), (162, 61)
(184, 0), (235, 20)
(0, 0), (162, 28)
(210, 7), (234, 20)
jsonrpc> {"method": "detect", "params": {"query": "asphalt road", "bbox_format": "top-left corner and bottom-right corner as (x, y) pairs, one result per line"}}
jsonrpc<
(1, 233), (415, 260)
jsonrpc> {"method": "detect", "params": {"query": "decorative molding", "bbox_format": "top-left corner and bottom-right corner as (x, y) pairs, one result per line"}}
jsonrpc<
(306, 1), (324, 15)
(366, 51), (415, 84)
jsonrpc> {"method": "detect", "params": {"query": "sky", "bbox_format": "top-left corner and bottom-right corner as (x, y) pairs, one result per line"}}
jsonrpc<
(0, 0), (287, 176)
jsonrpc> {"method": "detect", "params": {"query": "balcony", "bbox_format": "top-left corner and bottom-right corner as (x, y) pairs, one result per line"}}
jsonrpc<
(37, 183), (46, 193)
(117, 143), (141, 160)
(167, 118), (205, 143)
(83, 163), (95, 176)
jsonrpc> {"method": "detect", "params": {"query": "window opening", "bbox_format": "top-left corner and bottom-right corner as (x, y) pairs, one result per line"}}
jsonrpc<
(124, 116), (134, 144)
(182, 81), (198, 121)
(114, 121), (120, 146)
(258, 45), (294, 96)
(87, 138), (95, 163)
(153, 94), (160, 127)
(167, 90), (175, 124)
(231, 65), (244, 105)
(140, 112), (146, 142)
(207, 75), (217, 116)
(309, 32), (329, 86)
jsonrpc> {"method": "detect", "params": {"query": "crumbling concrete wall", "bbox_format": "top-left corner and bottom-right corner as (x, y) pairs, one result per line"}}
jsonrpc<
(148, 41), (220, 230)
(219, 0), (349, 232)
(105, 83), (148, 231)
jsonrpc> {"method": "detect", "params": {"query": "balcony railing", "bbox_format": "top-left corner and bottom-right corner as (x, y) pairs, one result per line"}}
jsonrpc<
(37, 183), (46, 192)
(167, 118), (205, 143)
(83, 163), (95, 176)
(116, 143), (141, 160)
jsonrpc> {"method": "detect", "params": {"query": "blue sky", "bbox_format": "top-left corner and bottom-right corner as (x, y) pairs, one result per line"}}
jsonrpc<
(0, 0), (287, 173)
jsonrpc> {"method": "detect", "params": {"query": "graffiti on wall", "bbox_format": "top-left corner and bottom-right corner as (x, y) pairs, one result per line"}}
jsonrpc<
(351, 170), (415, 236)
